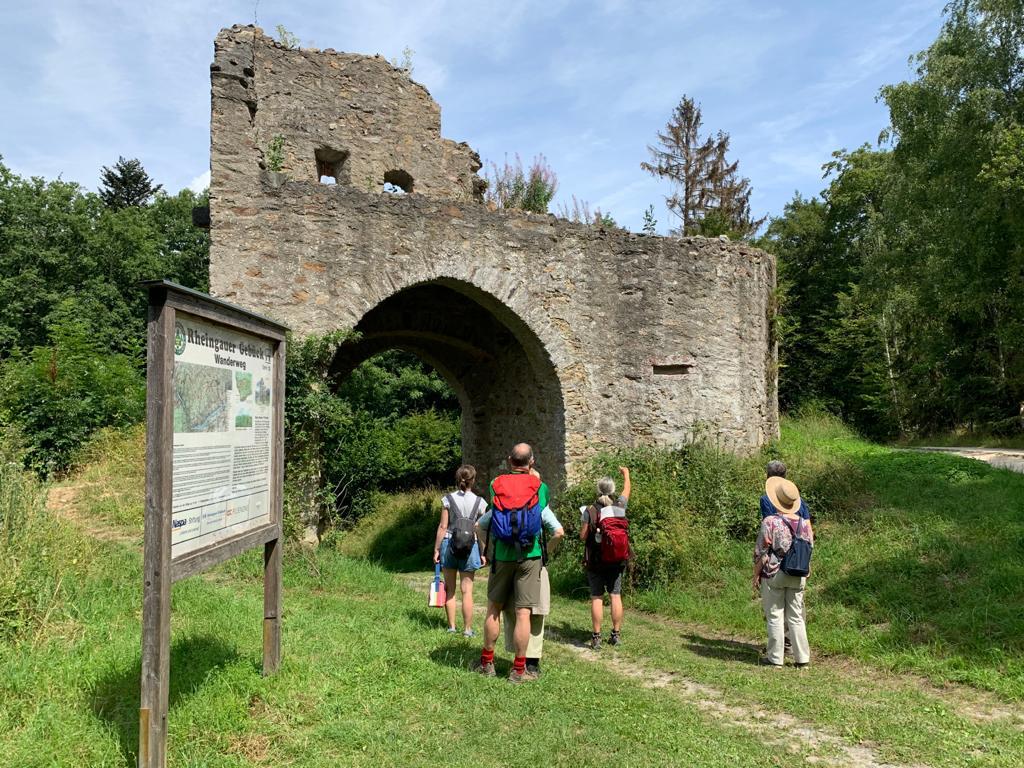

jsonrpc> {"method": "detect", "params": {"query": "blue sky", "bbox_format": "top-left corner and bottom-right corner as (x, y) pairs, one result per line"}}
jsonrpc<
(1, 0), (946, 233)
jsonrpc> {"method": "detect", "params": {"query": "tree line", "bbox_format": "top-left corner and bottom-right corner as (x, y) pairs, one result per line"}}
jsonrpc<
(762, 0), (1024, 439)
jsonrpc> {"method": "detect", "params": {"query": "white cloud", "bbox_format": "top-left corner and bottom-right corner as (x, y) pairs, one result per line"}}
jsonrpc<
(188, 170), (211, 193)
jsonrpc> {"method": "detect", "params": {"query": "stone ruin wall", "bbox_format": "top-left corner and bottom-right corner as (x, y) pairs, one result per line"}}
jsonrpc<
(207, 25), (779, 487)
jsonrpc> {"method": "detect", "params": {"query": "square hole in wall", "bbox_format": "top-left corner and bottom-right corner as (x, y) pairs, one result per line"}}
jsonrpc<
(316, 147), (349, 184)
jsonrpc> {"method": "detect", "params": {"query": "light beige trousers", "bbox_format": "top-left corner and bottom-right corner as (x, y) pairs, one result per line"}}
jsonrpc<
(503, 567), (550, 657)
(761, 572), (810, 665)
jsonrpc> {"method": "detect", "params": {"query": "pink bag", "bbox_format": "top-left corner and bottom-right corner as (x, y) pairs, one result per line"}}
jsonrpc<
(428, 562), (446, 608)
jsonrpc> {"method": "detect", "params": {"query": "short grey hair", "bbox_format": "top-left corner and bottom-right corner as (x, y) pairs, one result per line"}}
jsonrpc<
(597, 476), (616, 497)
(765, 460), (787, 478)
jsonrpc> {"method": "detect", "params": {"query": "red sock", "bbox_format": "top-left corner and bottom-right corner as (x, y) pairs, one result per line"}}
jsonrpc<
(481, 648), (494, 665)
(513, 656), (526, 673)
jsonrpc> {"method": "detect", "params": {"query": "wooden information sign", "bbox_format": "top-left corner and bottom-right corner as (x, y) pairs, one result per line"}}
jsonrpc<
(139, 281), (287, 768)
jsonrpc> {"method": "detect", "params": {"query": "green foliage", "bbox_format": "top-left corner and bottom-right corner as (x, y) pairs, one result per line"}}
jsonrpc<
(550, 410), (869, 593)
(0, 313), (145, 475)
(283, 335), (461, 534)
(483, 154), (558, 213)
(98, 156), (162, 209)
(265, 134), (286, 173)
(764, 1), (1024, 439)
(0, 159), (206, 472)
(0, 159), (209, 358)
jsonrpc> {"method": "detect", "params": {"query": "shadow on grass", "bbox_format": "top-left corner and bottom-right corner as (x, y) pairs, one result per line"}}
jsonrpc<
(427, 643), (502, 674)
(360, 497), (437, 572)
(682, 633), (760, 665)
(89, 635), (242, 766)
(406, 606), (452, 631)
(816, 449), (1024, 666)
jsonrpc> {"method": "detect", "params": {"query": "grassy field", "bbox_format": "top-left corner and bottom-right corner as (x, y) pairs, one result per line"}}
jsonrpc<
(2, 416), (1024, 766)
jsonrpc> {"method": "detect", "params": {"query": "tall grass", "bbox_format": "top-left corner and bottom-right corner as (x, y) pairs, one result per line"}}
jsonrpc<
(0, 458), (61, 639)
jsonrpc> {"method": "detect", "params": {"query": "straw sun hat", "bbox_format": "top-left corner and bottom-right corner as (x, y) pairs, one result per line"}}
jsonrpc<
(765, 476), (801, 515)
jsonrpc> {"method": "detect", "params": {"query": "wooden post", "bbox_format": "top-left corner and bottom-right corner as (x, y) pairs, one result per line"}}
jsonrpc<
(263, 337), (286, 675)
(140, 292), (174, 768)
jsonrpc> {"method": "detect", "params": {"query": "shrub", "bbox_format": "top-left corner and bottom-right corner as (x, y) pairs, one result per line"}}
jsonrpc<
(484, 154), (558, 213)
(0, 313), (145, 476)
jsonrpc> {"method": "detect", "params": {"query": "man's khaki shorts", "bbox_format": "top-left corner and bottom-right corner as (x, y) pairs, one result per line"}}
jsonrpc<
(487, 558), (542, 609)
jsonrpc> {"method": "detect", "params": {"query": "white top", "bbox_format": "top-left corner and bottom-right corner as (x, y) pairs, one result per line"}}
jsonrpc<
(580, 495), (628, 523)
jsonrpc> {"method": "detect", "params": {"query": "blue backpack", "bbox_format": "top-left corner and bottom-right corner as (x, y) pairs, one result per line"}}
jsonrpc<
(489, 473), (543, 559)
(780, 516), (812, 577)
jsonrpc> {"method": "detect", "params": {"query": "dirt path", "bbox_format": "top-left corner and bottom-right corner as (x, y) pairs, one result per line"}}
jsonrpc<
(406, 570), (1024, 749)
(45, 483), (141, 547)
(912, 446), (1024, 474)
(546, 627), (918, 768)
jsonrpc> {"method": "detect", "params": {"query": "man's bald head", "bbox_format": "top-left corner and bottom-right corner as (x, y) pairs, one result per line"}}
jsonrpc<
(509, 443), (534, 469)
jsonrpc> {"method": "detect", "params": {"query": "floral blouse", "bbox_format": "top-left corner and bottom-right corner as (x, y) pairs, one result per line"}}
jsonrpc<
(754, 514), (814, 579)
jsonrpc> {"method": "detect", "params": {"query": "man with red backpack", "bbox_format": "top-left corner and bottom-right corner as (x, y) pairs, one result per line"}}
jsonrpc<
(475, 443), (551, 683)
(580, 466), (631, 649)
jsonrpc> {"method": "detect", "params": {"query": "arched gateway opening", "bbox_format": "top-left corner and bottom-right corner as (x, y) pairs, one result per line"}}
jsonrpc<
(329, 279), (567, 488)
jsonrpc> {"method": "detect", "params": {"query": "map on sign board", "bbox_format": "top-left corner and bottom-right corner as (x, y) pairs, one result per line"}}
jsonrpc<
(170, 312), (275, 559)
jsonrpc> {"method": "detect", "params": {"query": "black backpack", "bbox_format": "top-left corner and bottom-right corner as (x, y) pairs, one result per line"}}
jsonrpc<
(779, 515), (812, 577)
(446, 494), (483, 559)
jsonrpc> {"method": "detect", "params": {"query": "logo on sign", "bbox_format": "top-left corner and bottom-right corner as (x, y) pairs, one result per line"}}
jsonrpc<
(174, 323), (187, 355)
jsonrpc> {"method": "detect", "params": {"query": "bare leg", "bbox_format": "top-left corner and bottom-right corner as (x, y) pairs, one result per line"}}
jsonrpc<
(609, 594), (624, 631)
(513, 607), (532, 657)
(460, 572), (474, 632)
(442, 568), (457, 630)
(483, 602), (502, 651)
(591, 596), (603, 634)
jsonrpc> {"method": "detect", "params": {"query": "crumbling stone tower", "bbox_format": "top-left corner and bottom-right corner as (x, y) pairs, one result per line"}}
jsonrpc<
(207, 25), (778, 491)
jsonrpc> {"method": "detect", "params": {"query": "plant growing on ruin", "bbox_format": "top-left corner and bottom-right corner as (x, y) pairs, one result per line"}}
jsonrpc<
(275, 24), (300, 50)
(390, 46), (415, 75)
(266, 134), (286, 173)
(558, 195), (618, 229)
(484, 154), (558, 214)
(642, 204), (658, 235)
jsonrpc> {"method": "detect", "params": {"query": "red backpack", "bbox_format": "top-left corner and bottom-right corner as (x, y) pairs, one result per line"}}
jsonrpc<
(585, 503), (631, 566)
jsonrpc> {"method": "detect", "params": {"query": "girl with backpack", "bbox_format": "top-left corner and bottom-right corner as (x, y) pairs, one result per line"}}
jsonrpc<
(753, 476), (814, 667)
(579, 466), (631, 650)
(433, 465), (486, 636)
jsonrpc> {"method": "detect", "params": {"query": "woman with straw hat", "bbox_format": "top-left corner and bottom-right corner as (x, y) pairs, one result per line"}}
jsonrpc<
(753, 476), (814, 667)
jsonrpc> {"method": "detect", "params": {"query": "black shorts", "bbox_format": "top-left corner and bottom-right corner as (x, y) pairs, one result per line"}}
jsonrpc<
(586, 564), (625, 597)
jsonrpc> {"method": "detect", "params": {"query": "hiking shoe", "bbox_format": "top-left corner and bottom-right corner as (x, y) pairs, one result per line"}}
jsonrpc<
(446, 627), (459, 634)
(795, 661), (810, 669)
(590, 632), (602, 650)
(462, 629), (476, 638)
(758, 656), (783, 668)
(526, 662), (541, 678)
(508, 667), (539, 684)
(608, 630), (622, 646)
(473, 660), (496, 677)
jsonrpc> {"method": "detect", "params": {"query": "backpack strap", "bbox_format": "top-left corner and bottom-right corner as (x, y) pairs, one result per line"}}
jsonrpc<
(444, 493), (458, 522)
(470, 495), (484, 520)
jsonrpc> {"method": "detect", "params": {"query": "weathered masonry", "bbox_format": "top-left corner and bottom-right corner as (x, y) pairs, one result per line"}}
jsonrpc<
(207, 25), (778, 493)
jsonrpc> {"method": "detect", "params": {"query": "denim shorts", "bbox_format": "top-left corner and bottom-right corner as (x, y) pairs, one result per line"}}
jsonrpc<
(440, 537), (482, 573)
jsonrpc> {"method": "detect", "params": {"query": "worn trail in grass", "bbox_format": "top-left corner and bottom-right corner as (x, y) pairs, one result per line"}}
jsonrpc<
(403, 568), (1024, 768)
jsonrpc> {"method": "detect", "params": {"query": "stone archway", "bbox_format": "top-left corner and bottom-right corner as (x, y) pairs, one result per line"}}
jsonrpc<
(329, 278), (566, 488)
(207, 25), (779, 491)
